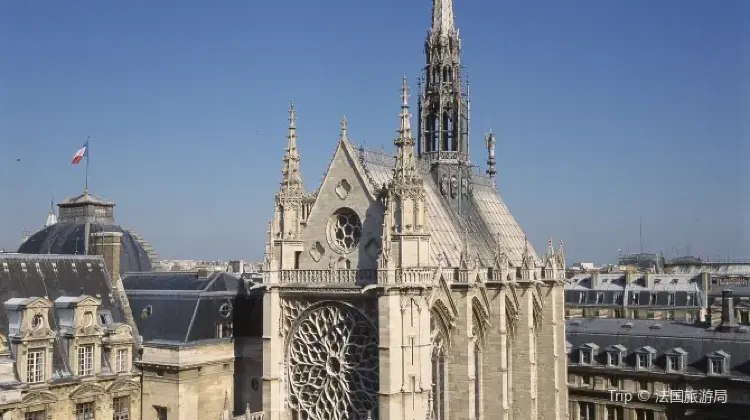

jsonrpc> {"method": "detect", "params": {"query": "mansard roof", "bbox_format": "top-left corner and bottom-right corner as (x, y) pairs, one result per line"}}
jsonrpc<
(0, 253), (130, 381)
(566, 318), (750, 379)
(353, 147), (537, 267)
(122, 271), (263, 344)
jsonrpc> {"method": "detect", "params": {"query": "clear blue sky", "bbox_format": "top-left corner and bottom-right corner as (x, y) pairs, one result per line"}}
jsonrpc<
(1, 0), (747, 264)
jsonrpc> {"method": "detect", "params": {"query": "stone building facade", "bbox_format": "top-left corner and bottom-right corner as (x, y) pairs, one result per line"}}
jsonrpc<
(0, 253), (140, 420)
(566, 292), (750, 420)
(259, 1), (569, 419)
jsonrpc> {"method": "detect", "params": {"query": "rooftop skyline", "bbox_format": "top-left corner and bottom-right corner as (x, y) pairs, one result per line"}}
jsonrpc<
(1, 0), (747, 263)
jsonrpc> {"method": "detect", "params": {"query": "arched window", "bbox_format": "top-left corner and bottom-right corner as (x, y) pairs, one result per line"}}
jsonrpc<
(431, 319), (447, 420)
(474, 341), (482, 419)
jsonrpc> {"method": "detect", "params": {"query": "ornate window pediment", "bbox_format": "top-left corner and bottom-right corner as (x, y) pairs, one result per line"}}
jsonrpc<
(20, 390), (56, 407)
(68, 382), (105, 400)
(104, 324), (134, 343)
(106, 378), (139, 394)
(4, 297), (55, 341)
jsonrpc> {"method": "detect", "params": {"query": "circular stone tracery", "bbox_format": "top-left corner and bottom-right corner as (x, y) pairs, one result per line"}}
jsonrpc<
(287, 303), (378, 420)
(329, 208), (362, 253)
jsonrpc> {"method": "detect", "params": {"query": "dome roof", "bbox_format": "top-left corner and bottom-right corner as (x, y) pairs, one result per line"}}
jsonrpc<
(18, 191), (153, 275)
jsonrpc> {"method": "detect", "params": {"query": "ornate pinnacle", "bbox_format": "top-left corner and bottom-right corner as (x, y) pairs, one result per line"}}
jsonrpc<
(280, 100), (303, 195)
(547, 237), (555, 260)
(340, 115), (348, 141)
(393, 77), (419, 185)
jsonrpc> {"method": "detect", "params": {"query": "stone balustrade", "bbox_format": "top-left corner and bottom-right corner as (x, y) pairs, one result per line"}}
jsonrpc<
(278, 269), (378, 284)
(395, 269), (433, 284)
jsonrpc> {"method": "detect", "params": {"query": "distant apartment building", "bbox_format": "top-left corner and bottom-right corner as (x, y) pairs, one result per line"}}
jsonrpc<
(566, 290), (750, 420)
(564, 271), (708, 321)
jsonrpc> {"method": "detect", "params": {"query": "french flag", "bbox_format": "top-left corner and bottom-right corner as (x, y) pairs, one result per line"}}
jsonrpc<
(71, 141), (88, 165)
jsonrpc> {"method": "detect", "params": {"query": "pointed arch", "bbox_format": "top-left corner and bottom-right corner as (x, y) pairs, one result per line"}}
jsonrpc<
(430, 302), (449, 420)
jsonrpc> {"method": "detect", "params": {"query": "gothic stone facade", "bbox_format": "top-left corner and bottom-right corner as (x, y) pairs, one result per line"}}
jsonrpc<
(260, 3), (568, 418)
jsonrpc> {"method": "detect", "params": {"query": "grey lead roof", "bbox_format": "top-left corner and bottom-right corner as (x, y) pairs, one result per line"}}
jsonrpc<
(18, 223), (152, 275)
(566, 318), (750, 380)
(353, 147), (537, 267)
(122, 271), (261, 344)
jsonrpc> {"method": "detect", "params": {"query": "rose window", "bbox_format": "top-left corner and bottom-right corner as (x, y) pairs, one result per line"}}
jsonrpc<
(287, 303), (378, 420)
(329, 208), (362, 253)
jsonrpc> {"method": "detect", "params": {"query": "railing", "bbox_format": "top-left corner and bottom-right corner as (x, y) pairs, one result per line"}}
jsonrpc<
(278, 269), (378, 284)
(233, 411), (264, 420)
(396, 269), (433, 284)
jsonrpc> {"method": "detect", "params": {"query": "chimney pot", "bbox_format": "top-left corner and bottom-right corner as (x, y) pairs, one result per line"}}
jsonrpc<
(718, 289), (738, 332)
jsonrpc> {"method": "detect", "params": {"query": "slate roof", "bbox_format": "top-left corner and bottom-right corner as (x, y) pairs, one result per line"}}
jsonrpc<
(122, 272), (263, 344)
(18, 224), (152, 275)
(566, 318), (750, 380)
(353, 147), (537, 267)
(0, 253), (130, 383)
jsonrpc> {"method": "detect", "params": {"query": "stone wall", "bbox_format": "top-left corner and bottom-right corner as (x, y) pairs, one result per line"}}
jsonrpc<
(140, 341), (235, 420)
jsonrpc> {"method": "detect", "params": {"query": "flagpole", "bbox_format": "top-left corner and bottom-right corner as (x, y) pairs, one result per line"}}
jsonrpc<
(85, 136), (90, 193)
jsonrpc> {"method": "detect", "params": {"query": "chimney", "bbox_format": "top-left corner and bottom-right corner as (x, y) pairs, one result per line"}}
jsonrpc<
(700, 271), (711, 322)
(591, 272), (600, 289)
(92, 231), (143, 350)
(645, 272), (655, 289)
(92, 231), (123, 280)
(717, 289), (739, 332)
(625, 270), (636, 285)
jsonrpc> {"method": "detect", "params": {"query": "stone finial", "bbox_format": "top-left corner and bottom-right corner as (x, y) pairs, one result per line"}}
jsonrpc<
(485, 130), (496, 178)
(393, 76), (420, 186)
(340, 115), (348, 142)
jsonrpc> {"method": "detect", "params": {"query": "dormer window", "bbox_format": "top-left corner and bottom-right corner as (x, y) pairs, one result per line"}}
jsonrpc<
(579, 343), (599, 365)
(707, 350), (730, 376)
(665, 347), (687, 372)
(636, 346), (656, 370)
(606, 345), (626, 367)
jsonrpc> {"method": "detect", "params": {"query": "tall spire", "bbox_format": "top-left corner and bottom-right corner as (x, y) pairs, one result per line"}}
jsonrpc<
(419, 0), (468, 164)
(431, 0), (455, 34)
(393, 77), (419, 185)
(280, 101), (304, 195)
